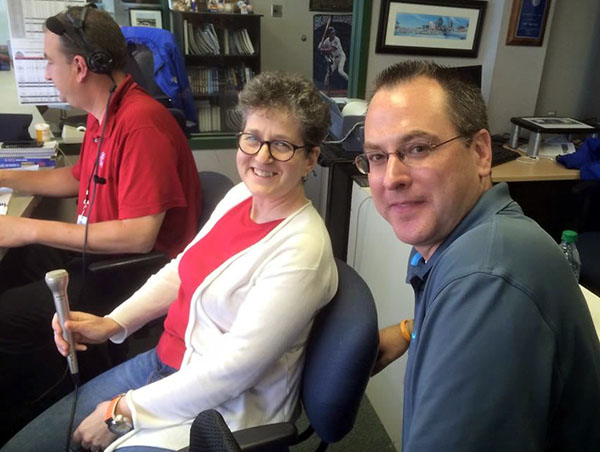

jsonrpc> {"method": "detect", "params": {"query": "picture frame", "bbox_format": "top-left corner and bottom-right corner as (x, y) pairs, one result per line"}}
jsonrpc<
(129, 8), (163, 29)
(506, 0), (551, 46)
(375, 0), (487, 58)
(309, 0), (353, 13)
(313, 14), (352, 96)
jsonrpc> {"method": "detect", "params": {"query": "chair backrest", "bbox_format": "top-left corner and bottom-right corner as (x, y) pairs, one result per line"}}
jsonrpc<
(124, 41), (168, 102)
(197, 171), (235, 230)
(301, 258), (379, 444)
(189, 409), (242, 452)
(121, 26), (198, 128)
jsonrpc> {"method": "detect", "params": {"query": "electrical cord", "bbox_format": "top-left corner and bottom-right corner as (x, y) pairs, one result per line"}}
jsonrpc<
(323, 121), (364, 145)
(65, 381), (79, 452)
(56, 145), (74, 166)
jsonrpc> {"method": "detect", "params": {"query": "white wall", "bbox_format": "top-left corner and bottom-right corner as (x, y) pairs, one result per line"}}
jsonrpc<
(363, 0), (556, 135)
(486, 0), (556, 134)
(364, 0), (503, 104)
(192, 148), (241, 183)
(251, 0), (322, 79)
(535, 0), (600, 121)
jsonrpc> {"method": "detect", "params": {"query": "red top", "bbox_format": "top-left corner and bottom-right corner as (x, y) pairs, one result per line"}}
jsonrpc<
(72, 75), (201, 257)
(157, 197), (283, 369)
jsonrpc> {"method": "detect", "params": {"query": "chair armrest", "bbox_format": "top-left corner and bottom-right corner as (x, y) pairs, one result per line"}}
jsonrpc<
(88, 251), (168, 273)
(233, 422), (298, 451)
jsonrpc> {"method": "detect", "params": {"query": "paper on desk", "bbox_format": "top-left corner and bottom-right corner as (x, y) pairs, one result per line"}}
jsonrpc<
(0, 187), (13, 215)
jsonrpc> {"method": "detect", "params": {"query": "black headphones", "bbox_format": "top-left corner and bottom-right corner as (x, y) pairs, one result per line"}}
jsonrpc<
(46, 3), (114, 75)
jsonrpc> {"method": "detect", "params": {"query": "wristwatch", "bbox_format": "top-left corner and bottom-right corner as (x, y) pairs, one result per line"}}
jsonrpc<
(105, 394), (133, 435)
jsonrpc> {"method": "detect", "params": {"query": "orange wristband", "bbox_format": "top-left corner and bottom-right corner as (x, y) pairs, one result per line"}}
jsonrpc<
(400, 319), (411, 343)
(105, 393), (126, 422)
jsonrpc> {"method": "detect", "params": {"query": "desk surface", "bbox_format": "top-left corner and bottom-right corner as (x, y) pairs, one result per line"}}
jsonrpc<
(491, 149), (579, 183)
(0, 192), (40, 260)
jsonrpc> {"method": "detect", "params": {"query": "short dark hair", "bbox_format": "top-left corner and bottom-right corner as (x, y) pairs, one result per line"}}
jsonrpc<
(373, 60), (489, 139)
(237, 72), (330, 148)
(45, 6), (128, 71)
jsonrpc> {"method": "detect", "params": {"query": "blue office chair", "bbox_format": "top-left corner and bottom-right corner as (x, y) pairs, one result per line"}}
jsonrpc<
(89, 171), (234, 361)
(121, 26), (198, 133)
(185, 258), (379, 452)
(89, 171), (234, 275)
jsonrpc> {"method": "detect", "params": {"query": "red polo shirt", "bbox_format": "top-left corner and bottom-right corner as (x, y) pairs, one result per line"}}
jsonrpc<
(72, 75), (201, 257)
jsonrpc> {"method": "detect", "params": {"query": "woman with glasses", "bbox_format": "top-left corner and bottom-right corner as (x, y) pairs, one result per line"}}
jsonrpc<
(5, 72), (337, 452)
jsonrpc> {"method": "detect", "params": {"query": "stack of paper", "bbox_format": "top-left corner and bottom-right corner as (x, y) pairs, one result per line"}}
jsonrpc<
(0, 140), (58, 169)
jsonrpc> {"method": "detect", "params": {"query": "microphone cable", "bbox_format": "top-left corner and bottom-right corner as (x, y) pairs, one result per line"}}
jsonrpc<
(60, 80), (116, 452)
(81, 81), (116, 281)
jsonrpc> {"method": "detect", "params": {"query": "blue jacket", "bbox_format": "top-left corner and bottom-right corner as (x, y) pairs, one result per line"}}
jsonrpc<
(556, 138), (600, 180)
(121, 26), (197, 126)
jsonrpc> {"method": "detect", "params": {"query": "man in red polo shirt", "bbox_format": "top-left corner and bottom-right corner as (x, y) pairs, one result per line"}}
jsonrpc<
(0, 5), (200, 445)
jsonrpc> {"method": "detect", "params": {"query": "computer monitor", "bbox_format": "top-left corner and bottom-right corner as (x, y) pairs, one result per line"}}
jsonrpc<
(0, 113), (33, 141)
(319, 91), (345, 141)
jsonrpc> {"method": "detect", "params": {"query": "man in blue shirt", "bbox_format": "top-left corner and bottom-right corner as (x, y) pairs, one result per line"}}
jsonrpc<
(356, 60), (600, 451)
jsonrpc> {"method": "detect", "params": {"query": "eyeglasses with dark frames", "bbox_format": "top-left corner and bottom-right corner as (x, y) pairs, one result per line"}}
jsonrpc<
(354, 135), (466, 174)
(237, 132), (308, 162)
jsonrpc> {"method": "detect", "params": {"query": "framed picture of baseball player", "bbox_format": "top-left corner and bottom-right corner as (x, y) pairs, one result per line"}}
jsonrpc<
(313, 14), (352, 96)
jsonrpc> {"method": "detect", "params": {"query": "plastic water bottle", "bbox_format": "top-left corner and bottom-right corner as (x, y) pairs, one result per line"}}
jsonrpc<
(559, 230), (581, 282)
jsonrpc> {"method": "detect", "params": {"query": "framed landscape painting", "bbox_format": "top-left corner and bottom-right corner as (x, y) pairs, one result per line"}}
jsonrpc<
(376, 0), (487, 57)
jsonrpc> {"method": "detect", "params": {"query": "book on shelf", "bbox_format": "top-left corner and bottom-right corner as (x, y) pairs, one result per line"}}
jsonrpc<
(205, 23), (220, 54)
(186, 22), (202, 55)
(183, 19), (189, 54)
(196, 100), (222, 132)
(241, 28), (254, 54)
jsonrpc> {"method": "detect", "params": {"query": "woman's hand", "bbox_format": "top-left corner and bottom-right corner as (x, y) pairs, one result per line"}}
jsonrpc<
(52, 312), (123, 357)
(73, 400), (117, 451)
(372, 320), (413, 376)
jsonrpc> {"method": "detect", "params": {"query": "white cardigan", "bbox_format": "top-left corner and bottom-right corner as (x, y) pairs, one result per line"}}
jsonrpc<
(105, 183), (338, 451)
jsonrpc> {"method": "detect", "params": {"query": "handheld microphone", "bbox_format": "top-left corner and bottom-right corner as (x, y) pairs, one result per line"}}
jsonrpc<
(45, 269), (79, 378)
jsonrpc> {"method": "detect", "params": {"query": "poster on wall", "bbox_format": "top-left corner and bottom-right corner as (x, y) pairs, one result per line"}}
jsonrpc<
(313, 14), (352, 96)
(6, 0), (86, 104)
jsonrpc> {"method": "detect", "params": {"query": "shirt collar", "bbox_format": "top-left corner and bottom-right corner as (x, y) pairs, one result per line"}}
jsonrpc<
(405, 183), (516, 288)
(88, 74), (137, 133)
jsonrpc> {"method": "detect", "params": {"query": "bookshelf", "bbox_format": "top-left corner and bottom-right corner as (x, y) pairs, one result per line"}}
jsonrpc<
(171, 10), (261, 135)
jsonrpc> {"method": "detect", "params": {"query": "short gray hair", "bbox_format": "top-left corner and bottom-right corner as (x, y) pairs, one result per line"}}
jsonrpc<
(238, 72), (330, 148)
(373, 60), (489, 140)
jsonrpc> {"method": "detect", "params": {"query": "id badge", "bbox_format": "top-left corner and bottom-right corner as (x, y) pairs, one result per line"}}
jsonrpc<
(77, 214), (88, 225)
